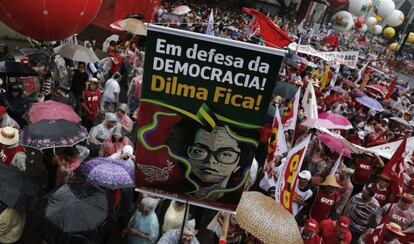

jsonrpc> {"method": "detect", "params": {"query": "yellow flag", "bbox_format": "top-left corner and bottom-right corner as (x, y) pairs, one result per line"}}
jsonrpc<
(319, 66), (330, 90)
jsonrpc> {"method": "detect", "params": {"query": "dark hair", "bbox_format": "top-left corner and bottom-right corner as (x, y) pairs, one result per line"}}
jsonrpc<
(56, 147), (78, 161)
(109, 40), (116, 46)
(78, 62), (86, 67)
(365, 186), (375, 197)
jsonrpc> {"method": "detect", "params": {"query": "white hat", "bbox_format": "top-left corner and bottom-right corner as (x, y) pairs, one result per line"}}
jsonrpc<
(298, 170), (312, 181)
(122, 145), (134, 155)
(0, 127), (19, 146)
(357, 131), (365, 140)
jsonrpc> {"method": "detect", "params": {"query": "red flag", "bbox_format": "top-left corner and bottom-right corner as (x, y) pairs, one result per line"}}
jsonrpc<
(365, 204), (393, 244)
(385, 77), (397, 99)
(242, 8), (292, 48)
(381, 139), (407, 197)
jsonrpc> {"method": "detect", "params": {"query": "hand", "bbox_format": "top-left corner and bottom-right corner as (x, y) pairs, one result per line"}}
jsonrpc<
(129, 228), (141, 236)
(11, 160), (26, 172)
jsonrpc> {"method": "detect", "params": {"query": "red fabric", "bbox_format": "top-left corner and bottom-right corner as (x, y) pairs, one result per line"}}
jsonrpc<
(0, 0), (102, 41)
(352, 157), (375, 185)
(368, 183), (390, 207)
(385, 77), (397, 99)
(259, 124), (272, 144)
(365, 204), (393, 244)
(303, 235), (321, 244)
(323, 35), (339, 49)
(242, 8), (292, 48)
(113, 189), (122, 207)
(319, 220), (352, 244)
(83, 89), (101, 122)
(309, 189), (339, 222)
(110, 54), (123, 74)
(0, 145), (25, 165)
(381, 139), (407, 197)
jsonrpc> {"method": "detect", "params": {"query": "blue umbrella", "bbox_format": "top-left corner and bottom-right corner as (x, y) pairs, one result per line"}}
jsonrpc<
(356, 96), (384, 112)
(80, 157), (135, 189)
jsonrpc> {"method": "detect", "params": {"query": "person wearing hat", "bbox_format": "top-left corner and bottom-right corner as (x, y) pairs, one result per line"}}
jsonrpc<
(343, 186), (380, 243)
(301, 218), (321, 244)
(116, 103), (133, 135)
(352, 152), (385, 196)
(110, 144), (135, 169)
(367, 174), (392, 207)
(379, 193), (414, 231)
(309, 175), (342, 222)
(100, 126), (132, 157)
(292, 170), (314, 217)
(359, 222), (405, 244)
(0, 105), (19, 129)
(81, 78), (101, 130)
(0, 127), (26, 171)
(334, 167), (355, 217)
(319, 216), (352, 244)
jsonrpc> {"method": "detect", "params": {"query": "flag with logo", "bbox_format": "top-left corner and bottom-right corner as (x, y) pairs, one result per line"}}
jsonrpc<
(301, 82), (318, 119)
(266, 105), (288, 163)
(381, 139), (407, 197)
(319, 66), (331, 90)
(366, 136), (414, 160)
(385, 77), (397, 99)
(275, 135), (311, 212)
(355, 61), (371, 84)
(282, 89), (300, 131)
(364, 204), (393, 244)
(205, 9), (215, 36)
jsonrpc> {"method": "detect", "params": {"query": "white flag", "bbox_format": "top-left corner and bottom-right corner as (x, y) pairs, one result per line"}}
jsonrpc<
(301, 82), (318, 119)
(330, 151), (343, 175)
(282, 89), (301, 131)
(366, 136), (414, 160)
(275, 105), (288, 156)
(205, 9), (214, 36)
(355, 61), (370, 84)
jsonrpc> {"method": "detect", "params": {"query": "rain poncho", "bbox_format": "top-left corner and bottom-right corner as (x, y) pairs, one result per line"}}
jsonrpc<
(128, 197), (159, 244)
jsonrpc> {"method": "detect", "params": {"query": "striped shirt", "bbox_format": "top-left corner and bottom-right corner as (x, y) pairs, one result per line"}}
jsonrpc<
(344, 193), (380, 232)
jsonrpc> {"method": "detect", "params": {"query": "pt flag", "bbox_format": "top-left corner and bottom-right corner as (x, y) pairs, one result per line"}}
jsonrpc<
(275, 135), (311, 212)
(242, 7), (292, 48)
(282, 89), (300, 131)
(135, 25), (284, 212)
(381, 139), (407, 197)
(266, 105), (288, 163)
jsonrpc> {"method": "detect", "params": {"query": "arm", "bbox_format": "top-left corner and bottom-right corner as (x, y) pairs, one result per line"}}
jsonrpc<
(11, 152), (26, 172)
(342, 195), (355, 217)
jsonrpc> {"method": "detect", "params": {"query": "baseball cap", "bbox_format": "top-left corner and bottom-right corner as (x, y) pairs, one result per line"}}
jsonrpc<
(0, 106), (6, 115)
(298, 170), (312, 181)
(304, 218), (319, 233)
(337, 216), (350, 234)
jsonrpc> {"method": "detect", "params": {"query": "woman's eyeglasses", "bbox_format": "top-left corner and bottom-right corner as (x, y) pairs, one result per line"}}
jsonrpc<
(187, 144), (240, 165)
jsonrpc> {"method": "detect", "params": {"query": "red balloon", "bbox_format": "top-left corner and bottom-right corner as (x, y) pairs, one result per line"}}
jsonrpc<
(0, 0), (102, 41)
(328, 0), (349, 8)
(355, 16), (366, 29)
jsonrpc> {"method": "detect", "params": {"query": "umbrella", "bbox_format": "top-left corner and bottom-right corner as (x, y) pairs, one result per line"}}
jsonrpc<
(273, 81), (299, 100)
(301, 118), (351, 130)
(330, 86), (347, 94)
(118, 18), (147, 36)
(235, 192), (302, 244)
(109, 19), (123, 31)
(56, 44), (99, 64)
(20, 119), (88, 150)
(42, 183), (110, 243)
(356, 96), (384, 112)
(366, 84), (386, 98)
(0, 163), (40, 210)
(172, 5), (191, 15)
(0, 61), (37, 77)
(390, 117), (411, 127)
(102, 35), (120, 53)
(19, 48), (51, 66)
(318, 133), (352, 158)
(26, 100), (81, 123)
(80, 157), (135, 189)
(318, 112), (352, 130)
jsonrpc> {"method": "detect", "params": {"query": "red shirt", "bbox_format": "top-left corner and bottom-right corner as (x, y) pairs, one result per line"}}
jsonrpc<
(319, 220), (352, 244)
(303, 234), (321, 244)
(309, 189), (339, 222)
(83, 89), (101, 121)
(352, 157), (375, 185)
(368, 183), (390, 207)
(110, 54), (123, 74)
(0, 144), (25, 165)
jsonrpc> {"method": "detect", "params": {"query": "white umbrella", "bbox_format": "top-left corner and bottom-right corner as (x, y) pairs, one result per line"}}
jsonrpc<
(118, 18), (147, 36)
(172, 5), (191, 15)
(102, 34), (119, 53)
(56, 44), (99, 64)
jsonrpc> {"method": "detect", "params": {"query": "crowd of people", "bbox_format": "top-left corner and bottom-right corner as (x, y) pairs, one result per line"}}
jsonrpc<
(0, 0), (413, 244)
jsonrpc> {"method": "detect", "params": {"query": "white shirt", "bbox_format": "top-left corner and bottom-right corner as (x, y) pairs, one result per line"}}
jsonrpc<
(102, 78), (120, 103)
(292, 184), (313, 216)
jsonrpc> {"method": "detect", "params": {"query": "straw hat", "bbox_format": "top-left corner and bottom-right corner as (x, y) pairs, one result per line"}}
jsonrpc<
(0, 127), (19, 146)
(320, 175), (342, 188)
(89, 78), (100, 83)
(385, 222), (405, 236)
(399, 193), (414, 203)
(235, 192), (303, 244)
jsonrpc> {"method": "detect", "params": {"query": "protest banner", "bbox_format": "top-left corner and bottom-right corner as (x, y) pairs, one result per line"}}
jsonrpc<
(135, 25), (285, 212)
(275, 135), (311, 212)
(320, 51), (359, 69)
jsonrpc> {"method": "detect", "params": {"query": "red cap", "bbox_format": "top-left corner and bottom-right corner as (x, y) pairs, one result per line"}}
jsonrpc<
(304, 218), (319, 233)
(337, 216), (351, 233)
(0, 106), (6, 115)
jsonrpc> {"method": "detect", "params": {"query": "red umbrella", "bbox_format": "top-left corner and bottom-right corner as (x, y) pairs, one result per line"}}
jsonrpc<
(366, 84), (386, 98)
(318, 133), (352, 158)
(26, 100), (81, 123)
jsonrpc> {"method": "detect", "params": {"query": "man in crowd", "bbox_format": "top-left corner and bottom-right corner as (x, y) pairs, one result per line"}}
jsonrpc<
(309, 175), (342, 222)
(0, 127), (26, 171)
(301, 218), (321, 244)
(319, 216), (352, 244)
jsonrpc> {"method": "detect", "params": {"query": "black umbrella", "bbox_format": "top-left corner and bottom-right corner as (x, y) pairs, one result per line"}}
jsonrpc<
(125, 13), (145, 19)
(41, 183), (111, 244)
(0, 163), (40, 210)
(273, 81), (299, 100)
(20, 119), (88, 150)
(0, 61), (37, 77)
(19, 48), (51, 67)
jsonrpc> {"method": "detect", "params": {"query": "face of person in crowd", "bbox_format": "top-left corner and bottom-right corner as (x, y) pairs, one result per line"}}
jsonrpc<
(298, 178), (309, 189)
(338, 171), (349, 181)
(323, 186), (336, 194)
(78, 64), (85, 73)
(362, 188), (373, 202)
(187, 127), (241, 184)
(116, 109), (125, 118)
(181, 231), (197, 244)
(89, 82), (98, 91)
(138, 202), (151, 216)
(105, 120), (117, 129)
